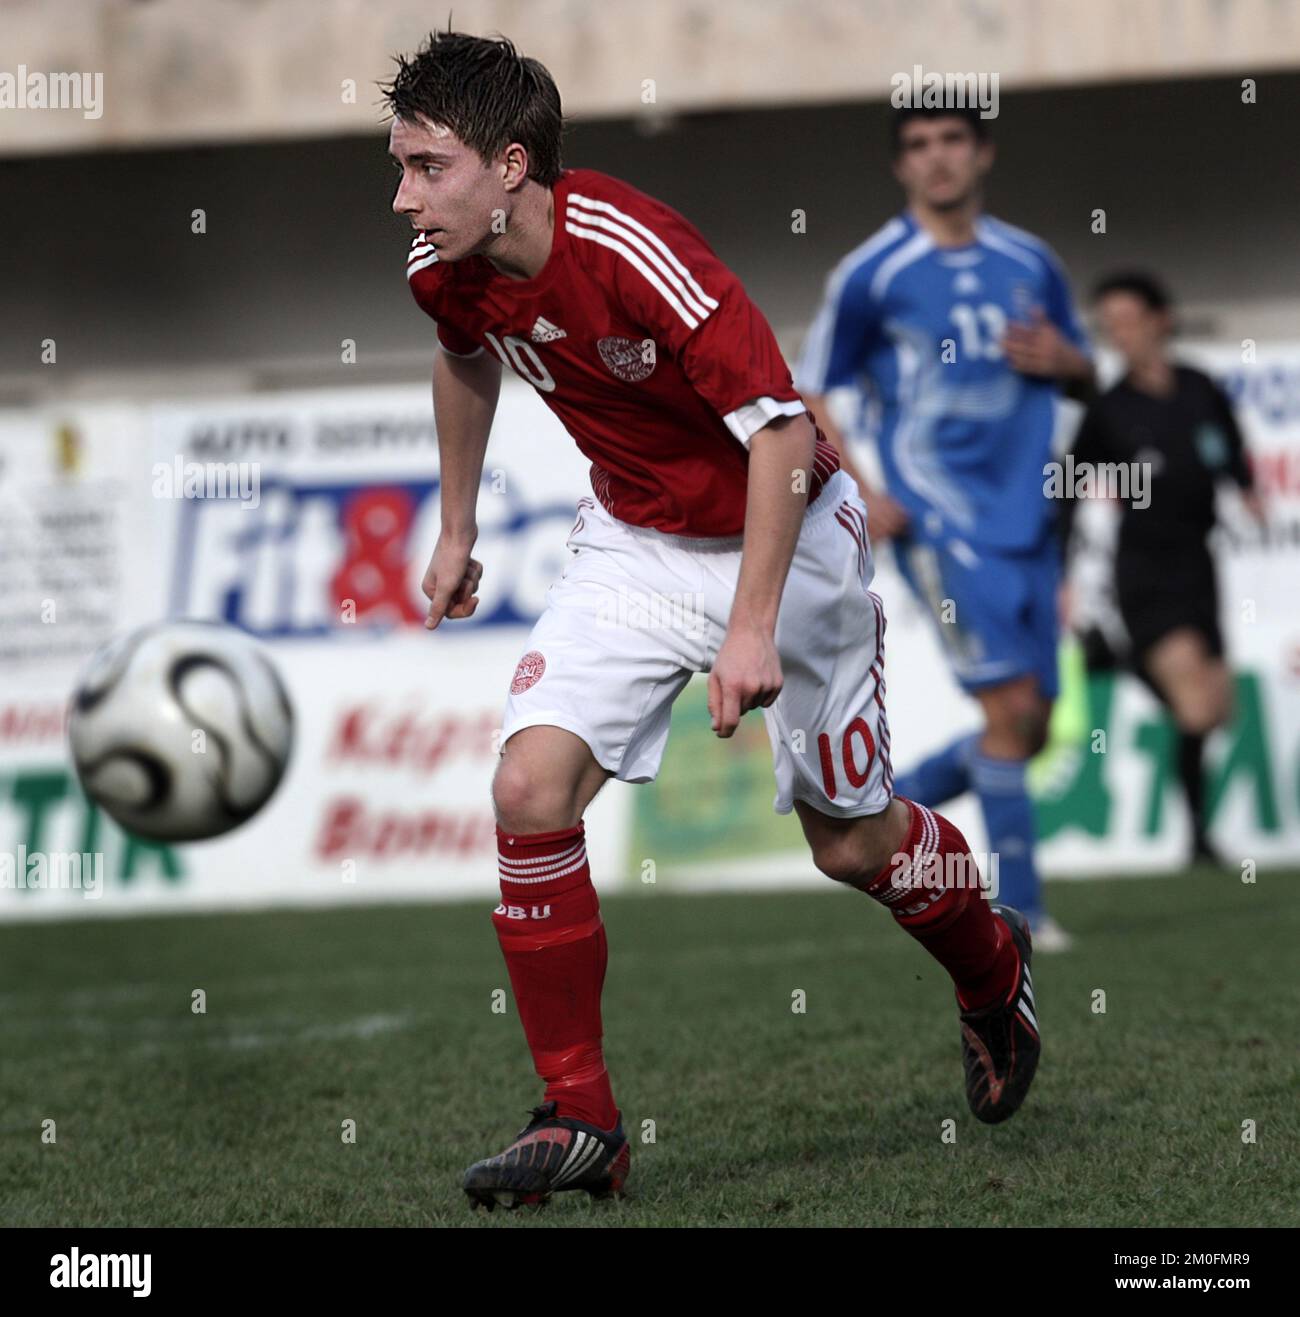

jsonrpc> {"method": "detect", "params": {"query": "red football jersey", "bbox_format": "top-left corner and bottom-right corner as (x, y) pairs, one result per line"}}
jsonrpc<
(406, 167), (839, 537)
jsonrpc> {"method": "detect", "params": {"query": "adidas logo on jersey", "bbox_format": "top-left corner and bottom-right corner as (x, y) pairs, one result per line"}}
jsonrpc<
(530, 317), (566, 343)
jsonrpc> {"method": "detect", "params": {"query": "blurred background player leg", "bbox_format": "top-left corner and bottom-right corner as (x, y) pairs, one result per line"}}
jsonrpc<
(902, 675), (1067, 949)
(890, 729), (981, 807)
(1128, 620), (1234, 867)
(893, 539), (1072, 951)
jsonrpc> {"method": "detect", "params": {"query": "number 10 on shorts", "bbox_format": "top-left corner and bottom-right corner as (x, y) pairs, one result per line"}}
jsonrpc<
(817, 717), (876, 801)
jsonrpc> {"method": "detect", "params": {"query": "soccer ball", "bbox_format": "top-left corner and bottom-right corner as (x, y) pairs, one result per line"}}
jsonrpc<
(67, 620), (294, 842)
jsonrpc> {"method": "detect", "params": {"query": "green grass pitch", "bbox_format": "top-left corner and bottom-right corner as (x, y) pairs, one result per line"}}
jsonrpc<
(1, 868), (1296, 1227)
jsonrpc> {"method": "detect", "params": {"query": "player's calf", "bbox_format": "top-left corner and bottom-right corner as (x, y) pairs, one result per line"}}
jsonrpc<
(846, 799), (1014, 999)
(484, 725), (621, 1120)
(491, 821), (619, 1130)
(796, 797), (912, 885)
(799, 796), (1016, 1009)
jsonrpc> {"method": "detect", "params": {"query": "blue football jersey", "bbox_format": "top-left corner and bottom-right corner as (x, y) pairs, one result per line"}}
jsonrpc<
(796, 212), (1088, 551)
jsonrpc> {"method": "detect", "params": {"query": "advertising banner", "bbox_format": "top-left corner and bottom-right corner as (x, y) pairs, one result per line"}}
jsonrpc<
(2, 345), (1296, 918)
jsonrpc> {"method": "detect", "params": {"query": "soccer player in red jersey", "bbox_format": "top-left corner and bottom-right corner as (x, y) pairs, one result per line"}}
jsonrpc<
(384, 32), (1041, 1211)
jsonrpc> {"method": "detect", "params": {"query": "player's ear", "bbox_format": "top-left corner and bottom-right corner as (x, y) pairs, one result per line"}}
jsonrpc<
(500, 142), (530, 191)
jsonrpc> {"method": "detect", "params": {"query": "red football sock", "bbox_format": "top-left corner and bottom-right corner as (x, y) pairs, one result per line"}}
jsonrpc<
(493, 822), (618, 1130)
(854, 797), (1018, 1010)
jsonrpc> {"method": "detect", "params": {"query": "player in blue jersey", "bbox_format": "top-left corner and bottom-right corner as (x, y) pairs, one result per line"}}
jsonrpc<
(796, 107), (1093, 951)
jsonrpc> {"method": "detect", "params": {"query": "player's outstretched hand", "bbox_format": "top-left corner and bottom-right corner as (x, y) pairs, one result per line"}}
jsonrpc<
(422, 535), (483, 630)
(709, 624), (783, 738)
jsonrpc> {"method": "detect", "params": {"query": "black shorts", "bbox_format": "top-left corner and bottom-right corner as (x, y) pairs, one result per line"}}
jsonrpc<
(1115, 543), (1224, 662)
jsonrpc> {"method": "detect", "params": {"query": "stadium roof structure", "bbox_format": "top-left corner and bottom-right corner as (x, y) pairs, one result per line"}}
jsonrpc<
(1, 0), (1298, 155)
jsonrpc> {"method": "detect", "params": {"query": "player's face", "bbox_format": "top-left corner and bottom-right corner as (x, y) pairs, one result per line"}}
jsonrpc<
(893, 118), (992, 211)
(389, 116), (506, 262)
(1096, 292), (1170, 365)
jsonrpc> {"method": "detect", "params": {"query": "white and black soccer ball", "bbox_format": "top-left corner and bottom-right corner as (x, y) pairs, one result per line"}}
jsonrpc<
(67, 621), (294, 842)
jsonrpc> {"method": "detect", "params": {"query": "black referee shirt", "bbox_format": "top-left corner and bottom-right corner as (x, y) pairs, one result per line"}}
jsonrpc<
(1061, 364), (1253, 560)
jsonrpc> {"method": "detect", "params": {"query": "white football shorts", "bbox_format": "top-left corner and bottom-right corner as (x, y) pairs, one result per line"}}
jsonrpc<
(500, 469), (894, 818)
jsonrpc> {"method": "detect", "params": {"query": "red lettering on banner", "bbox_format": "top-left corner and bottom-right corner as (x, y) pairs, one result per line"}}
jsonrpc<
(316, 797), (496, 860)
(326, 705), (498, 775)
(0, 704), (67, 745)
(331, 708), (370, 757)
(316, 797), (363, 857)
(1250, 451), (1300, 497)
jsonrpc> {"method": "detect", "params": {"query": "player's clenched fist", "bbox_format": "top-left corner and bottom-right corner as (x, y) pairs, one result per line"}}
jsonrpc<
(1002, 306), (1075, 378)
(862, 486), (909, 541)
(422, 536), (484, 629)
(708, 624), (783, 738)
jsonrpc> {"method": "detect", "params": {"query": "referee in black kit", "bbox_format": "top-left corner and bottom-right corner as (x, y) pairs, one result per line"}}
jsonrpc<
(1062, 273), (1265, 867)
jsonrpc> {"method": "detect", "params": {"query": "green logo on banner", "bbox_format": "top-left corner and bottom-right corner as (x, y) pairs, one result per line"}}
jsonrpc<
(2, 767), (183, 886)
(1033, 669), (1278, 840)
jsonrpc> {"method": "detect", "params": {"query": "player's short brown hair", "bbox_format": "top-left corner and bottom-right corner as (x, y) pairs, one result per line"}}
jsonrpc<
(380, 30), (565, 187)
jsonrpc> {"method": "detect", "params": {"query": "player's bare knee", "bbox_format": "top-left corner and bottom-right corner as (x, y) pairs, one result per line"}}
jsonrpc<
(490, 760), (535, 829)
(987, 693), (1049, 758)
(1016, 709), (1050, 757)
(983, 716), (1044, 759)
(492, 758), (579, 833)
